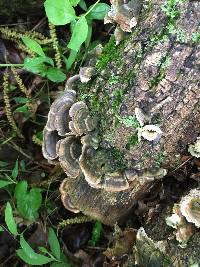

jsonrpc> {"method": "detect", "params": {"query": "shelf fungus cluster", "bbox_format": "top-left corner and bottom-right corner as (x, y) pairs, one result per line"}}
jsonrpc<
(104, 0), (143, 44)
(166, 188), (200, 246)
(42, 90), (167, 225)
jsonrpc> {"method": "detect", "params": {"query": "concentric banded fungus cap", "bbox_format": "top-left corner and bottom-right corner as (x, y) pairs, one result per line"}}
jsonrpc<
(56, 136), (82, 178)
(42, 127), (60, 161)
(46, 90), (76, 136)
(59, 179), (80, 213)
(180, 188), (200, 228)
(79, 145), (110, 188)
(102, 171), (129, 192)
(69, 101), (97, 136)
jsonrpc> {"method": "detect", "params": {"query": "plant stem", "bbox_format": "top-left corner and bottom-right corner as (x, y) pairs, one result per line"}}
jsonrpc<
(0, 64), (24, 67)
(84, 0), (100, 17)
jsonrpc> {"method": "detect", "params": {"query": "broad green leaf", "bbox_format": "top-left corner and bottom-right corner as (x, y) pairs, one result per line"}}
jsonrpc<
(68, 16), (88, 52)
(17, 188), (42, 221)
(69, 0), (80, 6)
(15, 180), (28, 201)
(79, 0), (87, 11)
(87, 3), (110, 20)
(0, 226), (4, 232)
(66, 49), (77, 70)
(13, 97), (29, 104)
(46, 68), (66, 82)
(15, 181), (42, 221)
(17, 235), (53, 265)
(0, 180), (14, 188)
(14, 105), (31, 119)
(5, 202), (18, 236)
(44, 0), (76, 25)
(23, 57), (47, 74)
(48, 228), (61, 259)
(17, 249), (53, 265)
(22, 37), (45, 57)
(11, 159), (18, 180)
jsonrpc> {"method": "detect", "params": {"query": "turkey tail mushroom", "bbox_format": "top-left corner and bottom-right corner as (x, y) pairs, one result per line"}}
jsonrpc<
(69, 101), (97, 136)
(56, 136), (82, 178)
(46, 90), (76, 136)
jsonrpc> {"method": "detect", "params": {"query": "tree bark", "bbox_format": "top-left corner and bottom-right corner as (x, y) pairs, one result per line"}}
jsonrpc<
(77, 0), (200, 172)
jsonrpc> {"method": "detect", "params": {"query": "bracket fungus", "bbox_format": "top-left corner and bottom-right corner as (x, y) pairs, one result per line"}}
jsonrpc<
(42, 88), (167, 225)
(69, 101), (97, 136)
(104, 0), (143, 33)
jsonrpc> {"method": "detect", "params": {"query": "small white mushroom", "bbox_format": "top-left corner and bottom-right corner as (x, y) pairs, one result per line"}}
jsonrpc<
(138, 125), (162, 142)
(79, 67), (94, 83)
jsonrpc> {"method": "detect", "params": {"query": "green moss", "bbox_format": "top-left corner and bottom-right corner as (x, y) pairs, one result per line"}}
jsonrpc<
(107, 147), (127, 171)
(126, 134), (139, 150)
(96, 36), (122, 71)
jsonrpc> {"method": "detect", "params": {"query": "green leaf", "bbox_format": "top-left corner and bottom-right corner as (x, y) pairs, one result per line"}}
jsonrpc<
(66, 49), (78, 70)
(48, 228), (61, 259)
(13, 97), (29, 104)
(88, 221), (102, 246)
(20, 160), (26, 172)
(85, 22), (92, 47)
(69, 0), (80, 6)
(46, 68), (66, 82)
(39, 246), (50, 254)
(22, 37), (45, 57)
(0, 226), (4, 232)
(5, 202), (18, 236)
(44, 0), (76, 25)
(87, 3), (110, 20)
(11, 159), (18, 180)
(17, 235), (53, 265)
(68, 16), (88, 52)
(0, 180), (14, 188)
(14, 180), (28, 200)
(17, 249), (53, 265)
(79, 0), (87, 11)
(23, 57), (46, 74)
(14, 105), (31, 119)
(15, 181), (42, 221)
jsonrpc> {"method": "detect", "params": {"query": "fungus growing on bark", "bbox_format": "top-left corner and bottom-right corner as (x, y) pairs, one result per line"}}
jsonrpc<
(46, 90), (76, 136)
(56, 136), (82, 178)
(42, 128), (60, 161)
(180, 188), (200, 228)
(59, 179), (80, 213)
(69, 101), (97, 136)
(104, 0), (142, 32)
(79, 67), (94, 83)
(138, 125), (162, 142)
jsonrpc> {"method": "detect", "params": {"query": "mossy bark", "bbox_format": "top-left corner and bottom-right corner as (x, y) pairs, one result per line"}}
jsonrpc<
(77, 0), (200, 171)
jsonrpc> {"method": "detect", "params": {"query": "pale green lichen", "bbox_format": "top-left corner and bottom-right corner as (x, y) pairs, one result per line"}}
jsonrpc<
(188, 137), (200, 158)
